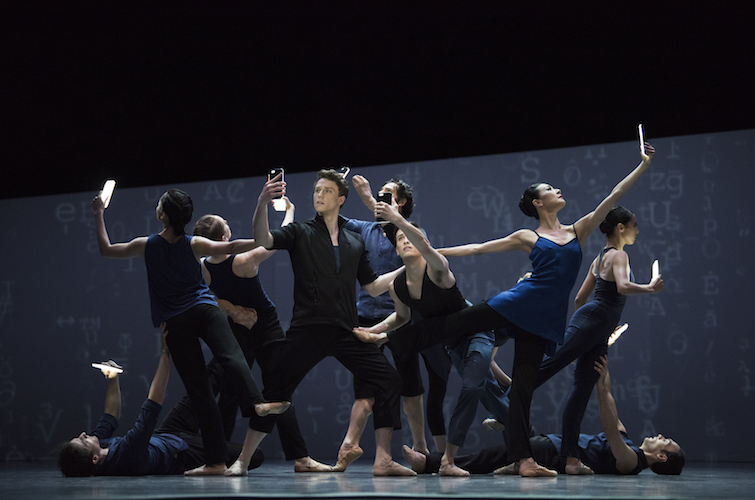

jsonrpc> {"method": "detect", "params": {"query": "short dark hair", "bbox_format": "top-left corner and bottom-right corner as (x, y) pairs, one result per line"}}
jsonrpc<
(385, 178), (415, 218)
(519, 183), (542, 219)
(599, 205), (634, 237)
(58, 441), (96, 477)
(650, 448), (686, 475)
(316, 169), (349, 198)
(193, 215), (226, 241)
(160, 189), (194, 235)
(385, 221), (424, 247)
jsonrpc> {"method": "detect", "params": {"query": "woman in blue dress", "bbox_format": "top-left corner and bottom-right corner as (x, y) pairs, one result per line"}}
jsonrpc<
(355, 143), (656, 476)
(92, 188), (289, 476)
(533, 205), (664, 474)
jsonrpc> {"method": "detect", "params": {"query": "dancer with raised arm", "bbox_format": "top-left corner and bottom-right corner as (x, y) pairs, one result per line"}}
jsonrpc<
(353, 201), (510, 476)
(531, 204), (664, 474)
(226, 170), (414, 477)
(91, 188), (289, 476)
(355, 143), (656, 476)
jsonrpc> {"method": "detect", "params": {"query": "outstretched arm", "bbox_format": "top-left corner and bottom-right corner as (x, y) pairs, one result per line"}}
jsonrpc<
(438, 229), (536, 258)
(147, 325), (172, 406)
(363, 265), (405, 297)
(355, 284), (411, 335)
(574, 143), (655, 241)
(595, 355), (639, 474)
(92, 196), (147, 258)
(252, 173), (285, 250)
(236, 196), (296, 271)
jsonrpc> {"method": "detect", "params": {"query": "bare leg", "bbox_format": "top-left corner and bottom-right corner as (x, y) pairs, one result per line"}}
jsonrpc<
(373, 427), (416, 476)
(518, 457), (558, 477)
(565, 456), (594, 475)
(402, 445), (427, 473)
(333, 397), (372, 472)
(439, 443), (470, 477)
(225, 428), (267, 476)
(403, 395), (429, 455)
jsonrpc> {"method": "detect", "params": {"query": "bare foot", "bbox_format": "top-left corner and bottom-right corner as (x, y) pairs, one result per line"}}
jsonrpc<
(255, 401), (291, 417)
(294, 457), (334, 473)
(493, 462), (518, 475)
(332, 445), (363, 472)
(519, 458), (557, 478)
(224, 460), (248, 476)
(401, 445), (427, 473)
(184, 463), (227, 476)
(412, 445), (430, 455)
(373, 460), (417, 476)
(439, 463), (470, 477)
(565, 458), (594, 475)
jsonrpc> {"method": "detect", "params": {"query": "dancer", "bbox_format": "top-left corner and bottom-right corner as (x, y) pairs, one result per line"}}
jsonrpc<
(336, 174), (450, 470)
(91, 189), (289, 476)
(355, 143), (656, 476)
(532, 204), (664, 474)
(58, 329), (264, 476)
(227, 169), (414, 476)
(354, 201), (510, 476)
(177, 198), (330, 472)
(403, 356), (685, 475)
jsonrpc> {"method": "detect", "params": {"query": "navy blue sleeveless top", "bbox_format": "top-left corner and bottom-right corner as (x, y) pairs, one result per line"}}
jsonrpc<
(144, 234), (216, 327)
(486, 229), (582, 347)
(393, 266), (468, 319)
(203, 255), (275, 316)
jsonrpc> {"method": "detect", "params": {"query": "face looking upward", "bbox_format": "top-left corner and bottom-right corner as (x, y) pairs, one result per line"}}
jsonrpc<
(641, 434), (681, 457)
(313, 178), (345, 215)
(70, 432), (102, 456)
(534, 184), (566, 212)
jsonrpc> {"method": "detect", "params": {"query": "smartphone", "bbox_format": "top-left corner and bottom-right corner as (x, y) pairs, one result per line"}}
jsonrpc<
(638, 123), (646, 155)
(651, 259), (659, 280)
(376, 191), (392, 221)
(100, 179), (116, 208)
(268, 167), (286, 211)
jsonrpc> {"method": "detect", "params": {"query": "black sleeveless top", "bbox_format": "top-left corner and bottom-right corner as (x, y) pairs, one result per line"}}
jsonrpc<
(593, 247), (629, 316)
(203, 255), (275, 316)
(393, 266), (468, 319)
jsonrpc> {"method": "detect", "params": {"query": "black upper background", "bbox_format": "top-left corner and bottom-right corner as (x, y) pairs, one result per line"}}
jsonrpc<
(5, 2), (754, 199)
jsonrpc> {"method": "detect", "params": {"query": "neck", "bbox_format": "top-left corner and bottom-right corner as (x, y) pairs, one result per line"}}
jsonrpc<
(403, 256), (426, 277)
(319, 210), (340, 232)
(536, 211), (561, 231)
(606, 235), (624, 251)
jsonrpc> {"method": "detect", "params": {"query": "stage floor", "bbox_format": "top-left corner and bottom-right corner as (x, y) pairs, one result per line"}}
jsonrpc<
(3, 460), (754, 500)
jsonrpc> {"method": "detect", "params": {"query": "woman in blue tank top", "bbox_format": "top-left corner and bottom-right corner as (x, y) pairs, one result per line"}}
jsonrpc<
(92, 188), (290, 476)
(357, 142), (657, 477)
(534, 205), (665, 474)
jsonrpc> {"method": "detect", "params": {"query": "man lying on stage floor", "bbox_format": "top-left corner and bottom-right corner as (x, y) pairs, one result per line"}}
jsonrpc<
(57, 326), (264, 477)
(402, 355), (685, 476)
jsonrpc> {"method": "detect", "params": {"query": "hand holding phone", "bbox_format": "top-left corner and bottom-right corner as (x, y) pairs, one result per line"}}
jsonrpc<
(100, 180), (116, 208)
(268, 167), (286, 211)
(376, 191), (392, 221)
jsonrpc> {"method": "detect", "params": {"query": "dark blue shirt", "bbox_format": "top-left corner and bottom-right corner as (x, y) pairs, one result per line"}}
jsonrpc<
(94, 399), (189, 476)
(546, 432), (648, 475)
(343, 218), (402, 320)
(144, 234), (217, 327)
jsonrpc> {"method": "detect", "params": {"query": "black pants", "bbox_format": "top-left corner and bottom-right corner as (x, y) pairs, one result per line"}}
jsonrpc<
(164, 304), (265, 465)
(166, 317), (309, 461)
(387, 301), (547, 461)
(249, 325), (403, 434)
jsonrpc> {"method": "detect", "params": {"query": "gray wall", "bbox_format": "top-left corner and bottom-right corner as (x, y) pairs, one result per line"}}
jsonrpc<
(1, 129), (752, 463)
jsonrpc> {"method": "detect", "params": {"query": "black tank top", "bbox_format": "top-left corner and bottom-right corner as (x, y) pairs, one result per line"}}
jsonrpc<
(393, 266), (467, 319)
(593, 247), (629, 317)
(204, 255), (275, 315)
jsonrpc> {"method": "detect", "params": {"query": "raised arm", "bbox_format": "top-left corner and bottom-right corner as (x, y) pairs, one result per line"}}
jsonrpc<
(574, 257), (598, 310)
(252, 173), (285, 250)
(594, 355), (639, 474)
(574, 143), (655, 241)
(352, 175), (377, 212)
(438, 229), (536, 258)
(147, 324), (172, 406)
(236, 196), (296, 270)
(98, 360), (122, 419)
(611, 251), (664, 295)
(92, 196), (147, 258)
(375, 202), (455, 288)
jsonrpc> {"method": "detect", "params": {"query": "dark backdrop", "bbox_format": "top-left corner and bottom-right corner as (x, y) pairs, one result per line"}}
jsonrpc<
(1, 129), (752, 463)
